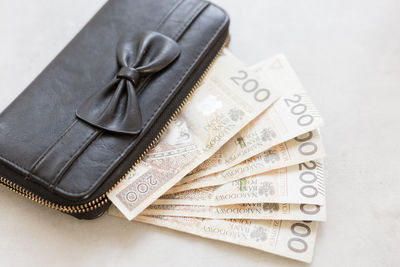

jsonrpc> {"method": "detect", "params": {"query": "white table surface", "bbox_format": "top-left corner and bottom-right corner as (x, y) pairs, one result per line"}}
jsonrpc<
(0, 0), (399, 266)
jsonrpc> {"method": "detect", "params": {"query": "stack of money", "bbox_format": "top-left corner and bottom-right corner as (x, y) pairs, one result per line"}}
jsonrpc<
(107, 50), (325, 263)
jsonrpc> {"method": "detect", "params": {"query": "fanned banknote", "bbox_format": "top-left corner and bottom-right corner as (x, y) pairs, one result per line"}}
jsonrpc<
(106, 206), (318, 263)
(141, 203), (326, 221)
(181, 55), (323, 182)
(167, 131), (325, 194)
(135, 215), (318, 263)
(155, 159), (325, 206)
(108, 49), (279, 220)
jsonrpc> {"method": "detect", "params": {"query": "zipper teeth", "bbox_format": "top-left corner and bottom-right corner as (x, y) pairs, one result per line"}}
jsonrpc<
(0, 35), (230, 214)
(0, 176), (108, 213)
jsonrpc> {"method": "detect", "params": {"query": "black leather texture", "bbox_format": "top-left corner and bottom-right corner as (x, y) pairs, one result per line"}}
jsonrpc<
(0, 0), (229, 219)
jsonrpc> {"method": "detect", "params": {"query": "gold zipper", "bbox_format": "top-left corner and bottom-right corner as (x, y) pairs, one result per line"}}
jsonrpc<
(0, 35), (230, 215)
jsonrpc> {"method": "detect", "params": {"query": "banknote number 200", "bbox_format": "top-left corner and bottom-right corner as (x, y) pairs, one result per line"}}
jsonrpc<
(287, 221), (312, 253)
(284, 94), (314, 126)
(298, 160), (319, 198)
(230, 70), (270, 102)
(295, 132), (320, 199)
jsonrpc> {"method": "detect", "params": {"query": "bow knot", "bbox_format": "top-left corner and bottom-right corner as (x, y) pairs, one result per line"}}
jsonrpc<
(76, 31), (181, 134)
(117, 66), (140, 86)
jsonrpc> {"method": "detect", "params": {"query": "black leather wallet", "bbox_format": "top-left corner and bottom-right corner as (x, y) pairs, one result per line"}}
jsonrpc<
(0, 0), (229, 219)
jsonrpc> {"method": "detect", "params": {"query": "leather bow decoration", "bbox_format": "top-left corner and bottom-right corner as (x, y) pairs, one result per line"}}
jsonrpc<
(76, 31), (181, 134)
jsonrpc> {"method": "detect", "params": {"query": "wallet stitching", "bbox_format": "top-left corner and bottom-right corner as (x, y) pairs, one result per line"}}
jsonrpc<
(0, 118), (79, 179)
(172, 2), (207, 41)
(51, 129), (101, 188)
(56, 10), (229, 195)
(0, 154), (30, 176)
(29, 119), (79, 177)
(155, 0), (185, 30)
